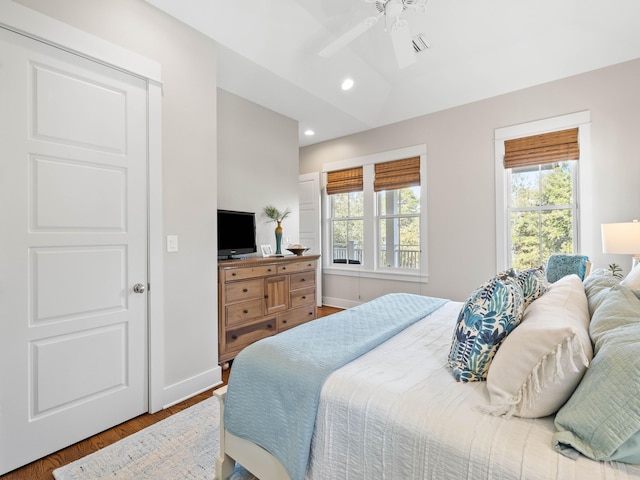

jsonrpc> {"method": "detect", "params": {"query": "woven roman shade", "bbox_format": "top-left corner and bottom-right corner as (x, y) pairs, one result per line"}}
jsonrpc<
(374, 157), (420, 192)
(325, 167), (363, 195)
(503, 128), (579, 169)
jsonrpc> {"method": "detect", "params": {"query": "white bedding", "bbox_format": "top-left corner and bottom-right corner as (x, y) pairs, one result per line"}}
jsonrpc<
(306, 301), (640, 480)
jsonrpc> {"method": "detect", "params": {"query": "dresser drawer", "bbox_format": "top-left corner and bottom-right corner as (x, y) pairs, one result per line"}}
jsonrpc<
(290, 271), (315, 290)
(277, 260), (317, 275)
(290, 286), (315, 308)
(226, 299), (264, 326)
(223, 264), (277, 281)
(226, 318), (277, 352)
(225, 279), (263, 303)
(278, 305), (316, 332)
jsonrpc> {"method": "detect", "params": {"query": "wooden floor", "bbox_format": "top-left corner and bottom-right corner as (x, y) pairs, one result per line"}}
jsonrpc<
(1, 305), (343, 480)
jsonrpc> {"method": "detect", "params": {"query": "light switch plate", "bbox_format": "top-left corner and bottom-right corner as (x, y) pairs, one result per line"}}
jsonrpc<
(167, 235), (178, 252)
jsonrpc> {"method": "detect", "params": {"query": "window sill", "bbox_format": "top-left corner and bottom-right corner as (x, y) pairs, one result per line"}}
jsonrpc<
(323, 266), (429, 283)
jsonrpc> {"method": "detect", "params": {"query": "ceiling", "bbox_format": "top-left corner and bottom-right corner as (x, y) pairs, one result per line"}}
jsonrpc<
(145, 0), (640, 147)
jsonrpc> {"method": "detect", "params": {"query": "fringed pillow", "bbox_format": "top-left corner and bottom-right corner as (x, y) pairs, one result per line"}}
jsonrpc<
(448, 269), (524, 383)
(483, 274), (591, 418)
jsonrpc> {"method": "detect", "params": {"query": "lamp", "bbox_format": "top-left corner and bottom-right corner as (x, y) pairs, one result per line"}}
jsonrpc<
(601, 220), (640, 269)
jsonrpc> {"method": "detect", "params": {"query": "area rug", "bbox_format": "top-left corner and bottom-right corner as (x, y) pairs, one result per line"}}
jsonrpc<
(53, 396), (257, 480)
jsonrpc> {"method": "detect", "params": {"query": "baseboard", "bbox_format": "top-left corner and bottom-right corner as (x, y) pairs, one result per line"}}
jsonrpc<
(322, 296), (362, 309)
(161, 365), (222, 409)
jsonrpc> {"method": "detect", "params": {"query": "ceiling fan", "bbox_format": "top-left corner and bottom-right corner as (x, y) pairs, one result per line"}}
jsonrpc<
(318, 0), (430, 69)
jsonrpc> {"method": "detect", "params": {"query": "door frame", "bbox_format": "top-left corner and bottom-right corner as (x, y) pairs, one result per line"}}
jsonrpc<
(1, 1), (166, 413)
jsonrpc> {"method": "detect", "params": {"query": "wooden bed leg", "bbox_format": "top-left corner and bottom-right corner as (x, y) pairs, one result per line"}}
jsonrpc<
(213, 386), (235, 480)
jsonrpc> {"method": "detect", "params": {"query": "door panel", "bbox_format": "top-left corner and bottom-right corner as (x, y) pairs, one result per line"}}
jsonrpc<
(32, 246), (126, 322)
(32, 324), (127, 415)
(299, 173), (322, 306)
(33, 63), (127, 152)
(264, 276), (289, 315)
(32, 156), (126, 231)
(0, 27), (148, 474)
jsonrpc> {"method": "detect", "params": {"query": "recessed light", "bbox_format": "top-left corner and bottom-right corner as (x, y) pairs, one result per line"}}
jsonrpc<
(304, 129), (315, 136)
(341, 78), (354, 91)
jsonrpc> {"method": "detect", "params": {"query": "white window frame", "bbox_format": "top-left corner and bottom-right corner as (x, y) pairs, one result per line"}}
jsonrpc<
(494, 111), (593, 272)
(376, 187), (422, 270)
(322, 144), (428, 283)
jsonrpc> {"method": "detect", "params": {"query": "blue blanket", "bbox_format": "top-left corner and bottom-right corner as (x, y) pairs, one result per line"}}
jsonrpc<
(223, 293), (448, 480)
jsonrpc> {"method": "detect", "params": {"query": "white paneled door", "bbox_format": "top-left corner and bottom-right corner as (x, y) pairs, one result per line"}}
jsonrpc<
(299, 172), (322, 305)
(0, 27), (149, 474)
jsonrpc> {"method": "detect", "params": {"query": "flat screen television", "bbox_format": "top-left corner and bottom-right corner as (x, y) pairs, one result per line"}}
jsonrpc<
(217, 209), (257, 259)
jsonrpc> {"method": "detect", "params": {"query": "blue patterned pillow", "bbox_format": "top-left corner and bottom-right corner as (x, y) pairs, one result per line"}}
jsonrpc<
(545, 254), (590, 283)
(516, 266), (549, 308)
(448, 270), (525, 382)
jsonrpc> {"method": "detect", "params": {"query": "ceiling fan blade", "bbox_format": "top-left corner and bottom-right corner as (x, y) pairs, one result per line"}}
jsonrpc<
(318, 15), (381, 57)
(390, 18), (416, 69)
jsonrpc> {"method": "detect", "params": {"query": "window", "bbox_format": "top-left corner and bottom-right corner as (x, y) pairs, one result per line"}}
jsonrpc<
(377, 186), (421, 268)
(495, 114), (591, 272)
(323, 147), (427, 281)
(508, 161), (577, 269)
(330, 191), (364, 264)
(375, 157), (421, 269)
(326, 167), (364, 265)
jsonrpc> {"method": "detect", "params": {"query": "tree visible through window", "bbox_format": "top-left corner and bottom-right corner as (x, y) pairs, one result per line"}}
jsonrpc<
(508, 160), (577, 269)
(331, 192), (364, 264)
(378, 186), (420, 268)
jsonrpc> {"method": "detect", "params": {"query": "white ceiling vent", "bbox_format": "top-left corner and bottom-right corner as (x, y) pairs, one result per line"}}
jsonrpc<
(412, 34), (430, 53)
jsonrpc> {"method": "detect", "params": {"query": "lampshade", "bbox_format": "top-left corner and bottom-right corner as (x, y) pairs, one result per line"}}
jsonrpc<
(601, 220), (640, 268)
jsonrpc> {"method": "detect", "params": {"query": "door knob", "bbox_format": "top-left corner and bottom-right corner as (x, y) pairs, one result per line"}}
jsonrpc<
(133, 283), (146, 294)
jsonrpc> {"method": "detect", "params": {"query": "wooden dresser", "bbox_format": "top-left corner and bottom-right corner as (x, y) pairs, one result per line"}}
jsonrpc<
(218, 255), (320, 365)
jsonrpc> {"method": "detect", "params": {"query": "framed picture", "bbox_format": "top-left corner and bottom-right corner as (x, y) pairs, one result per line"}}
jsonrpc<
(260, 244), (273, 257)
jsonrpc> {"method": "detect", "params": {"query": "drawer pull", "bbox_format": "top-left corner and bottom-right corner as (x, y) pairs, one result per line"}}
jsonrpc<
(267, 324), (273, 329)
(243, 309), (249, 314)
(282, 267), (286, 270)
(301, 278), (306, 282)
(243, 288), (248, 293)
(268, 268), (272, 272)
(232, 272), (237, 276)
(231, 335), (238, 340)
(282, 320), (287, 324)
(264, 294), (269, 299)
(308, 311), (313, 316)
(302, 296), (306, 300)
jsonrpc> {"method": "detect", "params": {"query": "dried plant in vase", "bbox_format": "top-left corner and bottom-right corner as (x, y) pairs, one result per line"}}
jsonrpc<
(263, 205), (291, 255)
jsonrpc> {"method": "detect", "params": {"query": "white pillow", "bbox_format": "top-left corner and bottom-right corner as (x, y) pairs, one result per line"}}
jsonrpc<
(483, 274), (592, 418)
(621, 263), (640, 290)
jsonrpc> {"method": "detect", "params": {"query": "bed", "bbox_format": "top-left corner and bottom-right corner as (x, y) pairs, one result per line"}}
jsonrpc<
(214, 267), (640, 480)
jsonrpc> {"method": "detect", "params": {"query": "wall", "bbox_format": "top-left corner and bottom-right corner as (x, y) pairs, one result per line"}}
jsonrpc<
(217, 89), (300, 252)
(15, 0), (221, 405)
(301, 58), (640, 303)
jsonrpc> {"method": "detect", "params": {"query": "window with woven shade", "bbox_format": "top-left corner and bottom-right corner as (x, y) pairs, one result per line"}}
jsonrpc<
(323, 144), (427, 278)
(501, 125), (582, 270)
(374, 157), (421, 269)
(326, 167), (364, 265)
